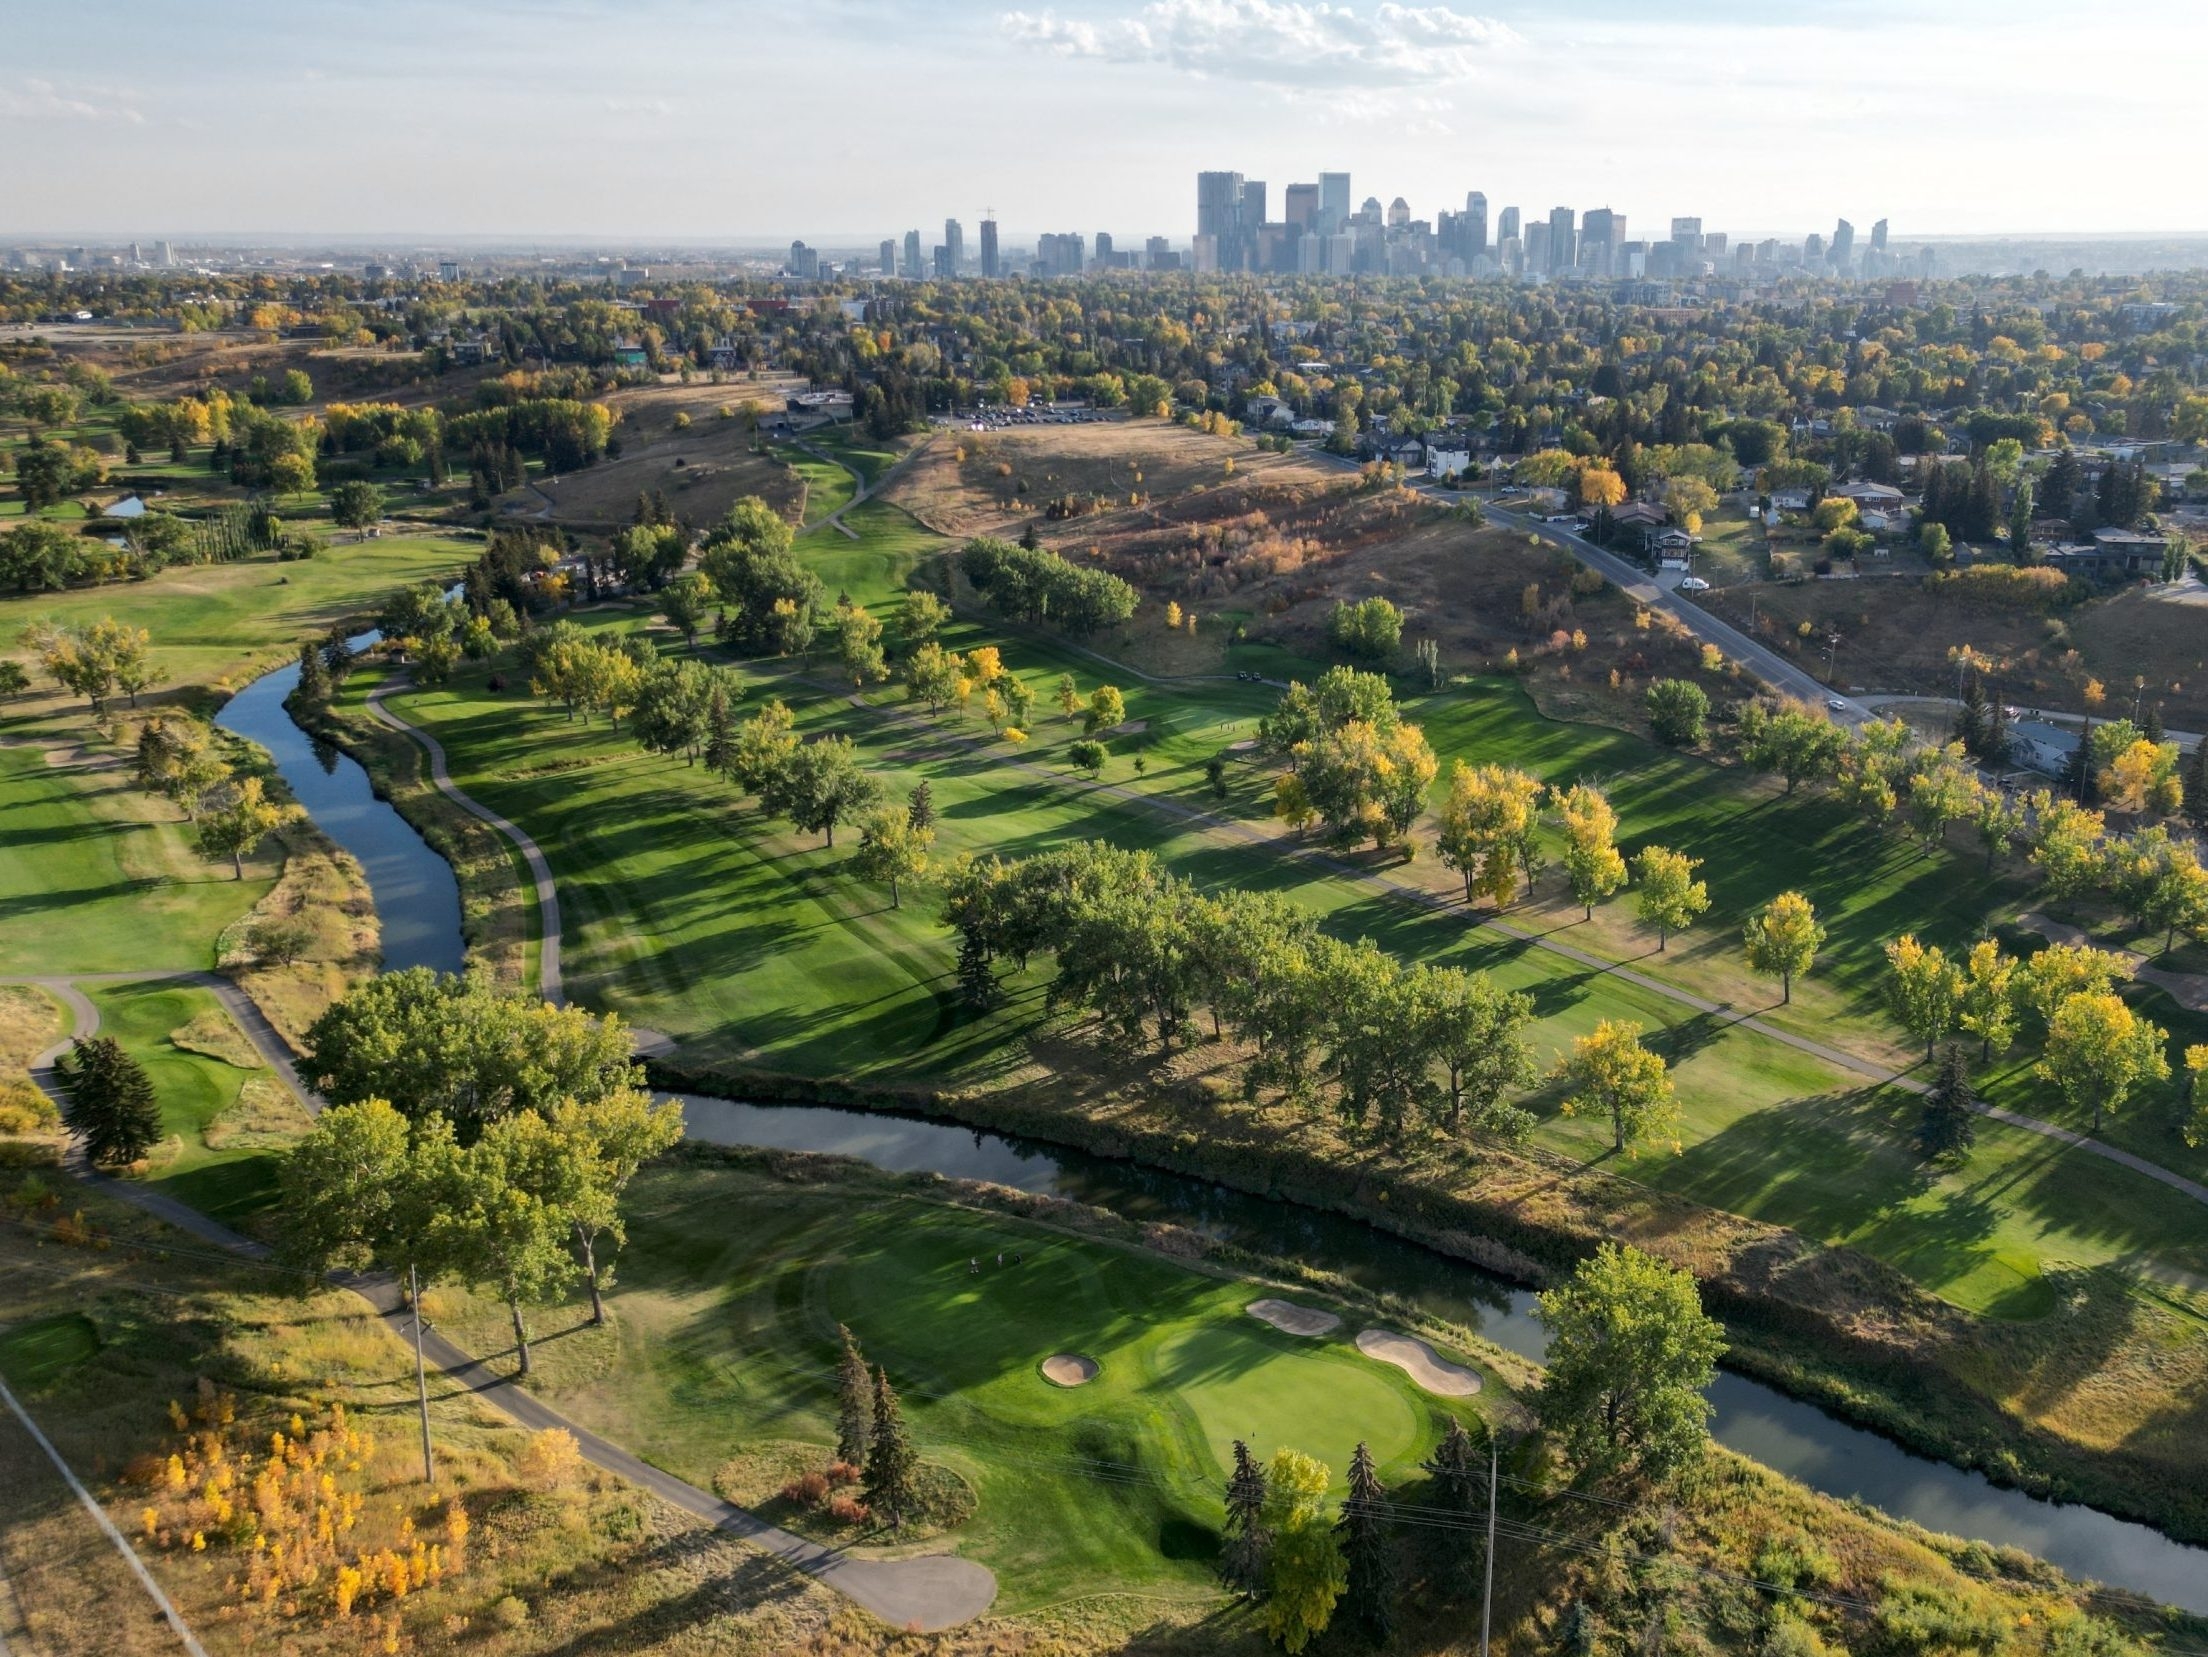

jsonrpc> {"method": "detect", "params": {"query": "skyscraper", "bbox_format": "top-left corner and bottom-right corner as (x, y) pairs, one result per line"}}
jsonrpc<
(1669, 217), (1703, 251)
(1240, 179), (1267, 232)
(1524, 221), (1550, 273)
(944, 218), (965, 277)
(903, 229), (922, 278)
(1284, 183), (1318, 231)
(1829, 218), (1855, 271)
(879, 239), (896, 275)
(1579, 208), (1620, 276)
(1497, 205), (1520, 244)
(1197, 170), (1245, 269)
(1464, 191), (1488, 262)
(1094, 231), (1114, 269)
(980, 217), (1000, 279)
(1870, 218), (1889, 254)
(1546, 206), (1576, 275)
(1318, 172), (1351, 236)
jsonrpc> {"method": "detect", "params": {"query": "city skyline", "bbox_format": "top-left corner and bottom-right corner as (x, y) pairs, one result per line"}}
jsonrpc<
(4, 0), (2205, 240)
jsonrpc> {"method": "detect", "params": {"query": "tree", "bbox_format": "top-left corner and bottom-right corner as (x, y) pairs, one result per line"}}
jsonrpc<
(55, 1035), (162, 1166)
(276, 1098), (438, 1274)
(1260, 1449), (1344, 1655)
(1885, 934), (1964, 1062)
(1559, 1020), (1677, 1155)
(1644, 678), (1710, 748)
(134, 714), (230, 820)
(1300, 717), (1438, 850)
(299, 969), (641, 1130)
(1219, 1439), (1271, 1599)
(1556, 783), (1628, 919)
(851, 805), (932, 906)
(905, 640), (963, 714)
(1419, 1419), (1485, 1578)
(1918, 1045), (1979, 1161)
(899, 588), (950, 651)
(1328, 596), (1403, 664)
(2037, 992), (2169, 1132)
(2109, 828), (2208, 954)
(727, 699), (800, 798)
(764, 735), (881, 846)
(906, 780), (936, 832)
(2101, 738), (2184, 817)
(1409, 964), (1537, 1138)
(1068, 738), (1108, 777)
(0, 661), (28, 699)
(658, 570), (716, 648)
(862, 1366), (919, 1531)
(699, 497), (822, 655)
(1536, 1242), (1725, 1484)
(1335, 1441), (1395, 1645)
(1736, 702), (1846, 794)
(196, 775), (301, 878)
(835, 1326), (874, 1467)
(433, 1111), (579, 1376)
(1744, 891), (1824, 1003)
(328, 479), (383, 536)
(1632, 846), (1709, 952)
(834, 598), (888, 687)
(1083, 684), (1126, 735)
(1957, 939), (2021, 1064)
(1435, 761), (1542, 906)
(547, 1088), (683, 1324)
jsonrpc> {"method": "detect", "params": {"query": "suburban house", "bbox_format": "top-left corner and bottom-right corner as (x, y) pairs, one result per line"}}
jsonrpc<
(1832, 480), (1905, 510)
(2010, 718), (2081, 777)
(2038, 527), (2169, 578)
(1653, 527), (1695, 567)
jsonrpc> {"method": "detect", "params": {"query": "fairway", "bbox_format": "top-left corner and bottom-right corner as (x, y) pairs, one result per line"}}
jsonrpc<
(423, 1161), (1493, 1613)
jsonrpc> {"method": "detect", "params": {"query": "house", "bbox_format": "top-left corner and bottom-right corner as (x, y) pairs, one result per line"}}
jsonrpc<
(1611, 501), (1667, 531)
(1244, 394), (1291, 428)
(1653, 528), (1695, 567)
(1423, 434), (1472, 478)
(610, 340), (650, 369)
(1289, 417), (1333, 440)
(1364, 433), (1424, 467)
(2086, 527), (2169, 576)
(1832, 480), (1905, 510)
(2010, 719), (2080, 777)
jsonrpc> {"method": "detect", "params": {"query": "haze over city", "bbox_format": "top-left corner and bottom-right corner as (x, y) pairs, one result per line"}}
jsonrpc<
(7, 0), (2205, 240)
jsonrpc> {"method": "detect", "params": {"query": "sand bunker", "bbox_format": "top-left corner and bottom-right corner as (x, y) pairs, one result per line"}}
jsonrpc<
(1246, 1298), (1342, 1338)
(1355, 1329), (1482, 1397)
(1041, 1353), (1099, 1387)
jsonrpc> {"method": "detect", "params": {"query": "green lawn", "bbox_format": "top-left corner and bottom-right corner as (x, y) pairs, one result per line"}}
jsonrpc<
(84, 978), (291, 1225)
(789, 454), (857, 525)
(426, 1160), (1495, 1613)
(0, 744), (266, 974)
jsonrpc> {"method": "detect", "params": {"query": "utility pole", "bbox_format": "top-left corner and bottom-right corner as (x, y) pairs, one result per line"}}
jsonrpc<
(1479, 1433), (1498, 1657)
(411, 1263), (435, 1485)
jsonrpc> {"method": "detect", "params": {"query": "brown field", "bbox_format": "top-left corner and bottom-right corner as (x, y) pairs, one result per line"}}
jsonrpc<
(496, 380), (807, 533)
(1704, 575), (2208, 728)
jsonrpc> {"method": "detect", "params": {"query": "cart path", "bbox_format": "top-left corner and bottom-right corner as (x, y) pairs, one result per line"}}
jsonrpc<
(365, 680), (564, 1005)
(2016, 912), (2208, 1015)
(19, 979), (999, 1633)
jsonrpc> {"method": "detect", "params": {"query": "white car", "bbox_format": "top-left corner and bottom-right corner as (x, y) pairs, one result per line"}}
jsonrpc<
(1826, 697), (1849, 713)
(1678, 576), (1710, 592)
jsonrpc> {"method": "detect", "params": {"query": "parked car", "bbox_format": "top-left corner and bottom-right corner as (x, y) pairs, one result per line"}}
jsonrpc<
(1678, 576), (1710, 592)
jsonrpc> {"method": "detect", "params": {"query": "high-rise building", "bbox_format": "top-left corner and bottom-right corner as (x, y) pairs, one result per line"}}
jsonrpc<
(1705, 232), (1727, 256)
(1387, 196), (1410, 229)
(1094, 231), (1114, 269)
(155, 240), (176, 266)
(787, 241), (820, 279)
(1804, 232), (1825, 262)
(1497, 205), (1520, 244)
(879, 239), (896, 275)
(1146, 236), (1182, 272)
(903, 229), (922, 278)
(1463, 192), (1488, 262)
(980, 218), (1000, 278)
(1669, 217), (1703, 251)
(1284, 183), (1318, 231)
(1240, 180), (1267, 235)
(1829, 218), (1855, 271)
(1318, 172), (1351, 236)
(1579, 208), (1620, 276)
(1870, 218), (1889, 254)
(1546, 206), (1575, 274)
(1197, 171), (1245, 269)
(1524, 221), (1550, 274)
(944, 218), (965, 277)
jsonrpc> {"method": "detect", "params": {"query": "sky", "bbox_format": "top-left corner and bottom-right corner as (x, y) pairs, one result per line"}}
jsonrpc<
(4, 0), (2201, 245)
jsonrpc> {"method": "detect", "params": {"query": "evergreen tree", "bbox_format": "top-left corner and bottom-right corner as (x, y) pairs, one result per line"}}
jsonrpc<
(835, 1324), (873, 1467)
(702, 681), (738, 775)
(956, 934), (998, 1011)
(1420, 1419), (1485, 1578)
(295, 639), (330, 708)
(2142, 704), (2166, 747)
(2064, 718), (2096, 805)
(1918, 1043), (1979, 1161)
(2008, 481), (2035, 561)
(1953, 678), (1988, 756)
(2042, 448), (2081, 522)
(1920, 462), (1946, 530)
(1335, 1440), (1396, 1645)
(862, 1365), (918, 1531)
(2188, 736), (2208, 832)
(1219, 1439), (1271, 1598)
(1984, 694), (2011, 767)
(1965, 458), (2000, 542)
(907, 779), (936, 833)
(56, 1035), (162, 1166)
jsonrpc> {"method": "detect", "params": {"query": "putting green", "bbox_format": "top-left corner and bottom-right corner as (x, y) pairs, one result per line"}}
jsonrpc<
(1154, 1322), (1422, 1483)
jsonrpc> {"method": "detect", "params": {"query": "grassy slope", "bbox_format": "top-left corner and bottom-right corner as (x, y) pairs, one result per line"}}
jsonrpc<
(424, 1159), (1490, 1614)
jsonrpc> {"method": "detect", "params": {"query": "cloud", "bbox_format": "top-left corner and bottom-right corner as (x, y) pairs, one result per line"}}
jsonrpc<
(1000, 0), (1515, 92)
(0, 78), (145, 123)
(602, 95), (674, 115)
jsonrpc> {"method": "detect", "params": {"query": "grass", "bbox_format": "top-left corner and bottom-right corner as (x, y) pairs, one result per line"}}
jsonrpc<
(423, 1158), (1496, 1614)
(790, 453), (858, 525)
(83, 978), (295, 1225)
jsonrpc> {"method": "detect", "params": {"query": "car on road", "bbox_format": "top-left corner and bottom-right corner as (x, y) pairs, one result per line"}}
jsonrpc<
(1541, 513), (1578, 525)
(1678, 576), (1710, 592)
(1827, 697), (1849, 713)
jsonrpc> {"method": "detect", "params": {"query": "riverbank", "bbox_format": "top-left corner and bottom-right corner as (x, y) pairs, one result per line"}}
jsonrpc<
(647, 1047), (2208, 1554)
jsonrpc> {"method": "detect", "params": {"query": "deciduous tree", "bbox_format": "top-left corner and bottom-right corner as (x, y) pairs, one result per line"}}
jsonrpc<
(2038, 992), (2169, 1132)
(1632, 846), (1709, 952)
(1744, 891), (1824, 1003)
(1559, 1020), (1677, 1155)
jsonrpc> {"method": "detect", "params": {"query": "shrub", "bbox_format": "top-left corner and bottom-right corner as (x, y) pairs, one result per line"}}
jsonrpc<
(828, 1495), (870, 1524)
(1927, 564), (2072, 608)
(0, 1082), (60, 1134)
(825, 1459), (862, 1486)
(491, 1595), (530, 1629)
(514, 1427), (583, 1491)
(779, 1471), (831, 1507)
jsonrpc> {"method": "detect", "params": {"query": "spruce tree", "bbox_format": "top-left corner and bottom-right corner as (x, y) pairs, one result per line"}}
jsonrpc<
(1985, 695), (2011, 767)
(1420, 1419), (1485, 1577)
(2065, 718), (2095, 805)
(907, 780), (936, 833)
(1219, 1439), (1271, 1598)
(1954, 679), (1987, 756)
(2142, 704), (2166, 747)
(1918, 1044), (1978, 1162)
(702, 682), (737, 776)
(835, 1325), (873, 1467)
(295, 639), (330, 708)
(956, 935), (998, 1011)
(57, 1036), (162, 1166)
(1336, 1441), (1396, 1645)
(862, 1365), (917, 1531)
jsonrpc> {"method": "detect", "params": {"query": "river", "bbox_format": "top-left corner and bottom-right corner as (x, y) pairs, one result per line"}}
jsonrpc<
(212, 652), (2208, 1615)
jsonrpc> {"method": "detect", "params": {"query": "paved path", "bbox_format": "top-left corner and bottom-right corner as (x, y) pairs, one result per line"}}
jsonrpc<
(365, 681), (564, 1005)
(20, 976), (998, 1631)
(792, 432), (934, 540)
